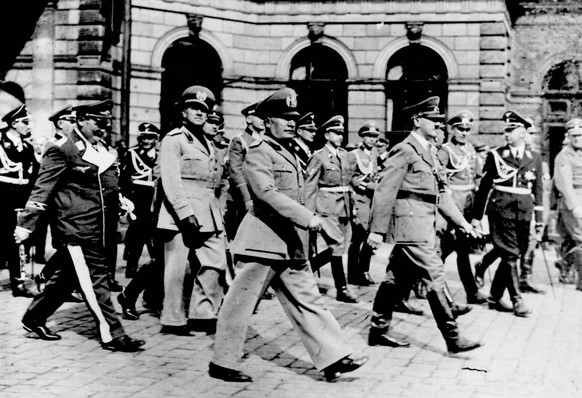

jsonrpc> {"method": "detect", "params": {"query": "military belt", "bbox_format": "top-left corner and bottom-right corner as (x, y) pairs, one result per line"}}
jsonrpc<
(181, 177), (219, 189)
(319, 186), (351, 193)
(493, 185), (531, 195)
(132, 180), (155, 187)
(0, 175), (29, 185)
(449, 183), (475, 191)
(396, 190), (440, 205)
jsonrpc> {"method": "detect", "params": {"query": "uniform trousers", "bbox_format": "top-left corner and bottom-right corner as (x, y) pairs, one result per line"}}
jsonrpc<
(372, 243), (446, 330)
(0, 182), (29, 287)
(161, 231), (227, 326)
(22, 244), (125, 343)
(488, 215), (531, 302)
(347, 221), (374, 281)
(212, 257), (352, 371)
(124, 186), (156, 267)
(558, 205), (582, 288)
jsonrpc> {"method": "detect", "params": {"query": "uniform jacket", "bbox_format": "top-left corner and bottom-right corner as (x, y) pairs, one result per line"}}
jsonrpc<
(18, 129), (118, 246)
(369, 133), (466, 246)
(0, 131), (39, 207)
(231, 134), (314, 261)
(304, 145), (353, 218)
(227, 128), (255, 204)
(157, 125), (225, 233)
(347, 146), (378, 228)
(437, 141), (480, 188)
(553, 145), (582, 211)
(292, 137), (312, 176)
(119, 145), (158, 194)
(473, 144), (544, 222)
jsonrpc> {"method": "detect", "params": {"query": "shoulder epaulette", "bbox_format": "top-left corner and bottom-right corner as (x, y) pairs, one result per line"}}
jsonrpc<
(249, 138), (263, 148)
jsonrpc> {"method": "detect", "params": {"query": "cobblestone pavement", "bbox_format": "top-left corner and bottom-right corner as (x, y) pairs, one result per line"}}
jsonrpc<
(1, 243), (581, 398)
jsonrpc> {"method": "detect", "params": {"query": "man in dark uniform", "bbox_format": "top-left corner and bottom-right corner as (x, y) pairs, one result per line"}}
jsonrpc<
(553, 118), (582, 291)
(437, 110), (487, 305)
(14, 99), (145, 351)
(304, 115), (358, 303)
(366, 96), (482, 353)
(120, 122), (159, 278)
(210, 87), (367, 383)
(471, 111), (544, 317)
(347, 121), (380, 286)
(224, 101), (263, 242)
(292, 111), (317, 176)
(0, 104), (39, 297)
(157, 85), (228, 336)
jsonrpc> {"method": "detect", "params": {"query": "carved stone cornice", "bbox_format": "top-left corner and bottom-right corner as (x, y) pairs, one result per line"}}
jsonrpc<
(521, 1), (582, 15)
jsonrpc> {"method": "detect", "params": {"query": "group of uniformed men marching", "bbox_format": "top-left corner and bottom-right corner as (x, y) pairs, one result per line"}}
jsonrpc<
(3, 78), (582, 382)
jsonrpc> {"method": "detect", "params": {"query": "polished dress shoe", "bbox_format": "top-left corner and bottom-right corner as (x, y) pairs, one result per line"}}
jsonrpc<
(446, 336), (482, 354)
(108, 279), (123, 292)
(102, 335), (145, 352)
(12, 284), (37, 298)
(22, 322), (62, 341)
(208, 362), (252, 382)
(336, 286), (358, 303)
(393, 300), (424, 316)
(513, 299), (532, 317)
(350, 272), (376, 286)
(451, 302), (472, 318)
(519, 280), (545, 294)
(34, 274), (46, 293)
(467, 291), (488, 304)
(323, 355), (368, 381)
(117, 292), (139, 320)
(474, 261), (485, 288)
(188, 319), (217, 335)
(487, 298), (513, 313)
(160, 325), (196, 336)
(368, 331), (410, 347)
(66, 291), (84, 303)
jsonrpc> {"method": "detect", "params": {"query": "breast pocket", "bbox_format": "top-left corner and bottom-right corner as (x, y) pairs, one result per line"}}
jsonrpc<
(273, 164), (295, 191)
(323, 165), (341, 184)
(410, 163), (434, 188)
(181, 154), (206, 177)
(392, 199), (434, 244)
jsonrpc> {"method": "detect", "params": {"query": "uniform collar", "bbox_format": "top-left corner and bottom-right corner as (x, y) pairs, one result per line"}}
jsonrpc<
(325, 143), (339, 157)
(410, 131), (430, 151)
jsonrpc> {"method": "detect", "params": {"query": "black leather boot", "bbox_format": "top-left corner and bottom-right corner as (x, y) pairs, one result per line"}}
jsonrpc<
(426, 290), (482, 353)
(331, 256), (358, 303)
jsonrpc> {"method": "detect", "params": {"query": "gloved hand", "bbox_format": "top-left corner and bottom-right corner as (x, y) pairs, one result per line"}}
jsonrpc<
(119, 194), (136, 220)
(535, 222), (545, 242)
(178, 215), (201, 249)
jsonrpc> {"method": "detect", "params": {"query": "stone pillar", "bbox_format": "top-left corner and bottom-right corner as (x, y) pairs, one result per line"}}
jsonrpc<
(30, 3), (56, 139)
(479, 21), (509, 139)
(347, 83), (385, 144)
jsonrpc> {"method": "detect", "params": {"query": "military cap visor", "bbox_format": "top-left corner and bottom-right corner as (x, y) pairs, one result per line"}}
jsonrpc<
(256, 88), (300, 119)
(358, 122), (381, 137)
(137, 123), (160, 138)
(73, 100), (113, 119)
(403, 96), (444, 121)
(503, 110), (532, 130)
(181, 85), (215, 111)
(297, 112), (316, 130)
(566, 118), (582, 134)
(49, 106), (75, 122)
(448, 110), (474, 127)
(241, 101), (261, 117)
(2, 104), (29, 123)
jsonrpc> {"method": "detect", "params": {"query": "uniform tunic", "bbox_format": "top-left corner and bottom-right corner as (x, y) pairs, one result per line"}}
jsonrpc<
(18, 129), (124, 343)
(304, 145), (353, 256)
(213, 134), (352, 371)
(554, 145), (582, 259)
(158, 125), (227, 325)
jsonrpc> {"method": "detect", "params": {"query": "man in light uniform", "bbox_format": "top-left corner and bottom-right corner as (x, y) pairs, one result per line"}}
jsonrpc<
(437, 110), (487, 305)
(210, 87), (367, 383)
(554, 118), (582, 292)
(292, 111), (317, 176)
(157, 85), (227, 336)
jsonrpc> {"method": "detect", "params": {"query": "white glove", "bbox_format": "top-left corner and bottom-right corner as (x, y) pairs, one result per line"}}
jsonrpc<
(119, 194), (136, 220)
(573, 206), (582, 219)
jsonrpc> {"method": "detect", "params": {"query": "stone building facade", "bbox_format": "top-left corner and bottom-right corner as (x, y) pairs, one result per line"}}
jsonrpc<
(3, 0), (581, 164)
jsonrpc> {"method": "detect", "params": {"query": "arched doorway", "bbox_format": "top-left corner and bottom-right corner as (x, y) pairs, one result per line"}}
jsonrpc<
(542, 59), (582, 174)
(384, 43), (448, 144)
(160, 37), (223, 134)
(288, 43), (348, 149)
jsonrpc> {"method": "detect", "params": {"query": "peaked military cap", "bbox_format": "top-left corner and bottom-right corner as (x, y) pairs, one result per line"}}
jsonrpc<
(207, 107), (224, 125)
(377, 137), (389, 146)
(448, 110), (474, 127)
(137, 122), (160, 139)
(318, 115), (345, 134)
(297, 112), (316, 131)
(241, 101), (261, 117)
(255, 87), (300, 119)
(524, 117), (537, 134)
(0, 81), (26, 103)
(403, 96), (444, 120)
(73, 99), (113, 119)
(181, 85), (215, 111)
(358, 121), (381, 137)
(503, 110), (532, 130)
(2, 104), (29, 124)
(49, 106), (75, 123)
(566, 118), (582, 134)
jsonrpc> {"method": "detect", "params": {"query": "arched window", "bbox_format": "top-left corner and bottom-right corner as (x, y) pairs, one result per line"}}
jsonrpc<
(288, 43), (348, 148)
(160, 38), (223, 134)
(542, 60), (582, 173)
(385, 44), (448, 141)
